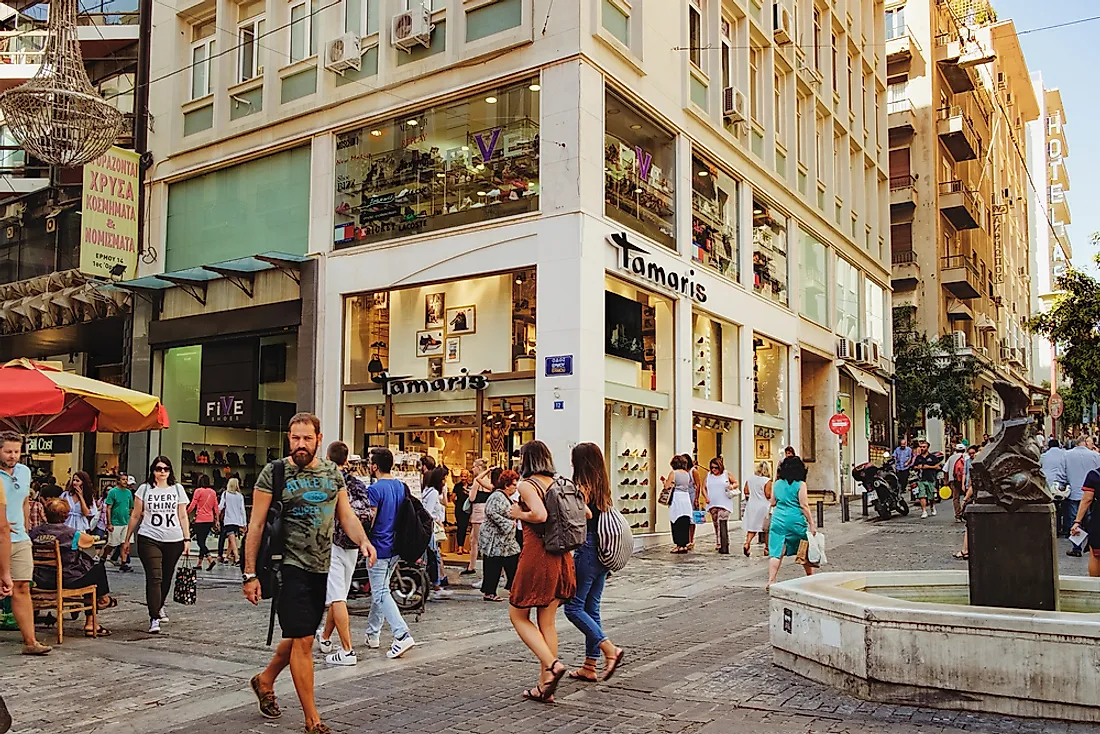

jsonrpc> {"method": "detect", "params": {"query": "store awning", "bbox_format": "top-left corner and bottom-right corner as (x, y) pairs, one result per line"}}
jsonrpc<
(841, 364), (889, 396)
(0, 269), (130, 336)
(116, 251), (310, 304)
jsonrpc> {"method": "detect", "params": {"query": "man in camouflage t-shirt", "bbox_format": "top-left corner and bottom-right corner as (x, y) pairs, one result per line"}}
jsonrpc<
(243, 413), (377, 734)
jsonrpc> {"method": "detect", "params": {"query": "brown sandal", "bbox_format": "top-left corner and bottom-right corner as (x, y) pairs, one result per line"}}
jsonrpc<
(541, 660), (567, 699)
(568, 666), (598, 682)
(603, 648), (625, 681)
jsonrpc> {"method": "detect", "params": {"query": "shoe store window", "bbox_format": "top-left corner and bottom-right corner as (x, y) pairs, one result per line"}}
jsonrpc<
(333, 77), (539, 249)
(692, 312), (738, 404)
(605, 276), (673, 393)
(691, 153), (739, 282)
(693, 413), (741, 510)
(344, 267), (537, 386)
(159, 333), (298, 495)
(751, 195), (788, 306)
(605, 88), (676, 250)
(607, 401), (657, 535)
(753, 334), (788, 461)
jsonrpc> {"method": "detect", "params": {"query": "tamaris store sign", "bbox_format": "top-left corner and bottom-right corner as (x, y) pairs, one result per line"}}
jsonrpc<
(80, 146), (140, 280)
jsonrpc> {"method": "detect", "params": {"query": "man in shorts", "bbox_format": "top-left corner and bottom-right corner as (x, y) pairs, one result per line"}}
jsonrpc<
(104, 475), (135, 572)
(0, 432), (48, 655)
(911, 440), (942, 520)
(316, 440), (373, 666)
(243, 414), (377, 734)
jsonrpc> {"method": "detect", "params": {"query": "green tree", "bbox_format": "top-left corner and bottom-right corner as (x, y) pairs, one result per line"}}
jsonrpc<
(1025, 241), (1100, 429)
(893, 306), (981, 439)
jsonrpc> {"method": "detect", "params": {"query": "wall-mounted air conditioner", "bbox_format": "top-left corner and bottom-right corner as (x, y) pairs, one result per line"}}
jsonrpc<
(392, 4), (433, 52)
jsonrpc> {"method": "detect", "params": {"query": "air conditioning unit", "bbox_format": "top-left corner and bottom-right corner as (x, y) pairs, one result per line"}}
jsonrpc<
(864, 339), (881, 363)
(999, 346), (1013, 362)
(836, 337), (855, 360)
(391, 4), (433, 52)
(977, 345), (989, 358)
(773, 3), (792, 44)
(324, 33), (361, 73)
(722, 86), (747, 122)
(854, 341), (869, 365)
(951, 330), (967, 349)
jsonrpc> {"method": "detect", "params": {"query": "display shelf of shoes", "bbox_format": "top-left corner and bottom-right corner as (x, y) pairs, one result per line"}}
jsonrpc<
(615, 447), (652, 533)
(693, 330), (713, 400)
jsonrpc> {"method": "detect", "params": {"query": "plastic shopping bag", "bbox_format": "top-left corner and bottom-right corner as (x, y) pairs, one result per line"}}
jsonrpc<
(807, 531), (827, 567)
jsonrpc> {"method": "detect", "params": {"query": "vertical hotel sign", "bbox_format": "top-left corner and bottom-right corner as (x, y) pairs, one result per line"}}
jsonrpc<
(79, 146), (140, 280)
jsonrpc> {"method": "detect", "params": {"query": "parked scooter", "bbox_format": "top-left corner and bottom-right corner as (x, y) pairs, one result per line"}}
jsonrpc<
(853, 457), (910, 520)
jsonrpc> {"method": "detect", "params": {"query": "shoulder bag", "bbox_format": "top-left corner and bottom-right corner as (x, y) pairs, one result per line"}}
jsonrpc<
(597, 506), (634, 572)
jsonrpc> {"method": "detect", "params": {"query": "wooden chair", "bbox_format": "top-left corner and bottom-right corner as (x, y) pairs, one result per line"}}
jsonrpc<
(30, 537), (97, 644)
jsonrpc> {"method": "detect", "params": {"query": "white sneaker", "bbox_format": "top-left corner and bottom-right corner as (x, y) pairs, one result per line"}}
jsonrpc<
(158, 610), (169, 622)
(325, 649), (357, 666)
(430, 589), (454, 601)
(931, 506), (937, 516)
(148, 619), (161, 634)
(317, 634), (334, 654)
(921, 510), (929, 519)
(387, 634), (416, 659)
(469, 579), (483, 589)
(365, 634), (380, 649)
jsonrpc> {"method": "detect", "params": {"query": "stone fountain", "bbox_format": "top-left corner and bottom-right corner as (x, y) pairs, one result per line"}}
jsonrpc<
(770, 380), (1100, 722)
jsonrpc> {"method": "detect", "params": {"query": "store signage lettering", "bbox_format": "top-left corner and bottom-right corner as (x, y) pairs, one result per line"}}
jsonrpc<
(545, 355), (574, 377)
(635, 147), (653, 180)
(609, 232), (707, 303)
(79, 146), (140, 281)
(379, 370), (488, 397)
(26, 435), (74, 454)
(475, 128), (503, 162)
(202, 393), (251, 425)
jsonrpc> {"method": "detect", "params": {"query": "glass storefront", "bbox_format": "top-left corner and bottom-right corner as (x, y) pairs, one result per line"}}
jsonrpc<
(605, 89), (676, 249)
(691, 153), (739, 281)
(692, 311), (738, 404)
(607, 400), (657, 534)
(160, 332), (298, 494)
(753, 334), (788, 466)
(333, 78), (540, 248)
(693, 413), (741, 480)
(800, 229), (828, 326)
(604, 276), (674, 393)
(751, 195), (788, 305)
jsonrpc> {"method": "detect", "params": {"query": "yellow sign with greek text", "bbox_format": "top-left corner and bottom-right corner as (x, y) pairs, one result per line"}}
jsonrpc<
(79, 146), (139, 280)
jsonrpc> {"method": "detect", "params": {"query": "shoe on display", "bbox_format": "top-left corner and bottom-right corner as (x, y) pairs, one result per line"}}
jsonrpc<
(630, 493), (639, 500)
(325, 649), (358, 666)
(641, 521), (649, 528)
(630, 479), (639, 485)
(641, 480), (649, 486)
(621, 449), (631, 457)
(620, 463), (630, 471)
(631, 464), (640, 471)
(620, 494), (630, 501)
(640, 493), (647, 499)
(696, 381), (706, 388)
(641, 449), (647, 457)
(630, 523), (640, 529)
(697, 336), (704, 344)
(388, 635), (416, 659)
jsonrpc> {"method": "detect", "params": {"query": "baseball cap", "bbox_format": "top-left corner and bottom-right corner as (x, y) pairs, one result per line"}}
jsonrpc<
(955, 444), (965, 451)
(126, 475), (136, 485)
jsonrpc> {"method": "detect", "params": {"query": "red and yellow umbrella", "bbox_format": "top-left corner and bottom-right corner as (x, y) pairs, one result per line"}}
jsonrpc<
(0, 358), (169, 434)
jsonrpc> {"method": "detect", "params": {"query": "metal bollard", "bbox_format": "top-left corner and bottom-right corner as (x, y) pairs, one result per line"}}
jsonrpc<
(816, 500), (825, 528)
(841, 494), (850, 523)
(862, 492), (869, 517)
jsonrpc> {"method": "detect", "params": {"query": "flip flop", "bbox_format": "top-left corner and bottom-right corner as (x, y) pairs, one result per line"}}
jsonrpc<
(482, 595), (505, 602)
(603, 648), (625, 681)
(84, 626), (111, 637)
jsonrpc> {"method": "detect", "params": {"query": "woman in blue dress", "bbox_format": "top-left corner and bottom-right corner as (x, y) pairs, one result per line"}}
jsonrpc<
(766, 455), (817, 590)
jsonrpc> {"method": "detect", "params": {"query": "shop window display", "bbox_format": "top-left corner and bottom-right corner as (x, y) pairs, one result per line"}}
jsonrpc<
(693, 414), (741, 506)
(692, 313), (724, 402)
(691, 155), (739, 281)
(753, 335), (786, 421)
(605, 89), (676, 249)
(607, 402), (656, 534)
(333, 79), (540, 248)
(751, 196), (788, 305)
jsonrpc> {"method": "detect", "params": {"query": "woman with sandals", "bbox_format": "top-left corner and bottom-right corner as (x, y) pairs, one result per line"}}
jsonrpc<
(507, 440), (576, 703)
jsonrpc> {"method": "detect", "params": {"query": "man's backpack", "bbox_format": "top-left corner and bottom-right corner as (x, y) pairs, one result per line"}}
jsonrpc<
(533, 475), (588, 555)
(394, 483), (434, 564)
(244, 459), (286, 646)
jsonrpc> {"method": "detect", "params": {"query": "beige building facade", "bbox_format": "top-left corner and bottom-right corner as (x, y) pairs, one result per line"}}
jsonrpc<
(886, 0), (1039, 447)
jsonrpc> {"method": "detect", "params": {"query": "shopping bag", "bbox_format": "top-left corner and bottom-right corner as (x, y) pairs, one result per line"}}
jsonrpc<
(692, 509), (708, 524)
(172, 557), (197, 605)
(807, 532), (827, 566)
(794, 539), (810, 565)
(658, 485), (673, 506)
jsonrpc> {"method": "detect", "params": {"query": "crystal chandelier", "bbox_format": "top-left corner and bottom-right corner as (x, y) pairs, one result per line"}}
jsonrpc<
(0, 0), (125, 167)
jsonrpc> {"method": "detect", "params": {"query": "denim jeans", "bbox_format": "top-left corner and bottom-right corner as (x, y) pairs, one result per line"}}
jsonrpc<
(423, 534), (440, 586)
(1061, 498), (1081, 538)
(564, 533), (609, 659)
(365, 556), (409, 639)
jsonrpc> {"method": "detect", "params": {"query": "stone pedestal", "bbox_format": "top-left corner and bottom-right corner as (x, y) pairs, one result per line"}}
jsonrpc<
(965, 503), (1060, 611)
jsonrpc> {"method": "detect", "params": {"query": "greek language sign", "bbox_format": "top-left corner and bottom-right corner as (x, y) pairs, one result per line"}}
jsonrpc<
(80, 146), (140, 280)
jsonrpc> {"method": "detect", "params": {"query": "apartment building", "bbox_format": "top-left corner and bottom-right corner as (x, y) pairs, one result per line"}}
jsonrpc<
(124, 0), (891, 536)
(885, 0), (1039, 446)
(1027, 76), (1072, 433)
(0, 0), (141, 483)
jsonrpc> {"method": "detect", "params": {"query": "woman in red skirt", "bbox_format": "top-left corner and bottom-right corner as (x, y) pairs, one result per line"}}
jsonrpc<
(508, 440), (576, 703)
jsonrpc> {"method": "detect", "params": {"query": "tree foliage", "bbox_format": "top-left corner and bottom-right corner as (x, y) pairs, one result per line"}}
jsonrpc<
(893, 306), (981, 438)
(1025, 242), (1100, 428)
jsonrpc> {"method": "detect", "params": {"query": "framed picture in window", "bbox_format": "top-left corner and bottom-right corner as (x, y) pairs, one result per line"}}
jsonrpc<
(415, 329), (444, 358)
(444, 336), (461, 363)
(428, 357), (443, 379)
(755, 438), (770, 460)
(425, 293), (445, 329)
(446, 305), (476, 335)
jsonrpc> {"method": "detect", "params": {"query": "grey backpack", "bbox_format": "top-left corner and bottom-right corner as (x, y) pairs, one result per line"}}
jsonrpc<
(533, 475), (588, 554)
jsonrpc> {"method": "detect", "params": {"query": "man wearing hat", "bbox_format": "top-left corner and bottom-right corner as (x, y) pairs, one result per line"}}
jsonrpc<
(104, 474), (135, 572)
(945, 444), (968, 522)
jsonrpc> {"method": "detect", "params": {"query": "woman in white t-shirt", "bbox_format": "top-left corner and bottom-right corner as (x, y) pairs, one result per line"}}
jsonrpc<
(121, 456), (191, 634)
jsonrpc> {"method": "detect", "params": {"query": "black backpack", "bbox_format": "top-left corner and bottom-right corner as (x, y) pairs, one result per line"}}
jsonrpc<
(394, 483), (434, 564)
(240, 460), (285, 645)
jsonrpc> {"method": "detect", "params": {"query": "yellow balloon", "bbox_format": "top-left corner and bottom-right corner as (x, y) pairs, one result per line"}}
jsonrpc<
(938, 486), (953, 500)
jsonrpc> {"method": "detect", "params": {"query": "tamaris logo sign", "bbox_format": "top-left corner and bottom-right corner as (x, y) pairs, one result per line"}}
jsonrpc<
(608, 232), (707, 303)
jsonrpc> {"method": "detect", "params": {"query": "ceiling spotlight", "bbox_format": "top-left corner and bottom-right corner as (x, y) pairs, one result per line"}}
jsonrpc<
(370, 129), (383, 137)
(698, 170), (709, 177)
(407, 119), (419, 126)
(634, 188), (643, 194)
(461, 145), (469, 151)
(436, 172), (445, 178)
(485, 96), (498, 104)
(476, 191), (486, 196)
(529, 83), (541, 91)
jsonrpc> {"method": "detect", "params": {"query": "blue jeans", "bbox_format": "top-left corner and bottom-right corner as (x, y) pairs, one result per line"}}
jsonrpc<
(365, 556), (410, 640)
(564, 533), (609, 659)
(1061, 499), (1081, 538)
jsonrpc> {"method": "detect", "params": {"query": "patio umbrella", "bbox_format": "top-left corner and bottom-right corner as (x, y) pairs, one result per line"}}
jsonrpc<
(0, 358), (170, 435)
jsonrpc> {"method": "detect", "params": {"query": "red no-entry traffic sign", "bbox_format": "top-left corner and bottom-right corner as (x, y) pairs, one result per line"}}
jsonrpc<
(828, 413), (851, 436)
(1049, 393), (1064, 420)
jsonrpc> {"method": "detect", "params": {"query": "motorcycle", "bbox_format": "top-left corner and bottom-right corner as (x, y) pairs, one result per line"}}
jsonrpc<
(853, 457), (910, 521)
(351, 555), (430, 620)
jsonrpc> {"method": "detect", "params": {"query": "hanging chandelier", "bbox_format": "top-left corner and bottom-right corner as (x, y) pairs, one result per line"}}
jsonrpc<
(0, 0), (125, 167)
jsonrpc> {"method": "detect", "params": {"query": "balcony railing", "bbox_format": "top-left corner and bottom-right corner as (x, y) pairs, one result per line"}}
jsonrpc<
(939, 179), (983, 213)
(892, 249), (916, 265)
(887, 98), (913, 115)
(0, 31), (45, 65)
(890, 174), (917, 191)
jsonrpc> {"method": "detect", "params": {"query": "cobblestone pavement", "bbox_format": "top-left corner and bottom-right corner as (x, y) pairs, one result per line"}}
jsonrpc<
(7, 505), (1097, 734)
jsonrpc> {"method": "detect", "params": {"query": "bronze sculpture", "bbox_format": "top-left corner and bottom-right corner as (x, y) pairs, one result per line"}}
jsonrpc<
(968, 380), (1051, 512)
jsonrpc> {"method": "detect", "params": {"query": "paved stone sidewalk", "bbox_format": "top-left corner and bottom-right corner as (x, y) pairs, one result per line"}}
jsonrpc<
(7, 506), (1096, 734)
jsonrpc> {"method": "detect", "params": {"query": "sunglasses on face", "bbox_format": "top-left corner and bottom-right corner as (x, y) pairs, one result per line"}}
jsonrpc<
(154, 466), (170, 472)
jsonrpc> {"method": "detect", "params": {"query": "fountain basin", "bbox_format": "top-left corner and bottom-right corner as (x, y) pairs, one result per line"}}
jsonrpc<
(770, 571), (1100, 721)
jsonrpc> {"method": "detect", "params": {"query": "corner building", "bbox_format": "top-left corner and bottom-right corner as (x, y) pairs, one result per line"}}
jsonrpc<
(137, 0), (891, 541)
